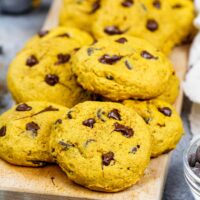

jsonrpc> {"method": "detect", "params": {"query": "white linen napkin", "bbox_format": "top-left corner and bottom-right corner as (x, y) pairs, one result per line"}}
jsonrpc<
(183, 0), (200, 137)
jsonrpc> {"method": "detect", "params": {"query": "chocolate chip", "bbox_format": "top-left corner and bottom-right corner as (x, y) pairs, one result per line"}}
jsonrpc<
(125, 60), (132, 70)
(87, 48), (94, 56)
(143, 117), (151, 124)
(45, 74), (59, 86)
(146, 19), (158, 32)
(59, 141), (74, 150)
(16, 103), (32, 112)
(121, 0), (134, 7)
(26, 55), (38, 67)
(130, 147), (138, 154)
(99, 54), (123, 65)
(158, 107), (172, 117)
(196, 146), (200, 163)
(58, 33), (70, 38)
(106, 75), (114, 80)
(114, 122), (134, 138)
(108, 109), (121, 121)
(153, 0), (161, 9)
(141, 50), (158, 60)
(115, 37), (128, 44)
(102, 152), (114, 166)
(90, 0), (100, 13)
(97, 109), (106, 122)
(188, 153), (197, 167)
(55, 53), (71, 65)
(67, 111), (73, 119)
(55, 119), (62, 124)
(172, 4), (182, 9)
(104, 26), (124, 35)
(0, 126), (6, 137)
(26, 122), (40, 135)
(82, 118), (96, 128)
(38, 30), (49, 37)
(195, 162), (200, 168)
(74, 48), (80, 52)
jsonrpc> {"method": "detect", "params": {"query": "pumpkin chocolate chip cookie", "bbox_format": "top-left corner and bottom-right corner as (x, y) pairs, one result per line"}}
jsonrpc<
(24, 26), (94, 49)
(91, 0), (195, 54)
(0, 101), (67, 167)
(50, 101), (151, 192)
(71, 35), (173, 101)
(7, 27), (93, 108)
(123, 99), (184, 157)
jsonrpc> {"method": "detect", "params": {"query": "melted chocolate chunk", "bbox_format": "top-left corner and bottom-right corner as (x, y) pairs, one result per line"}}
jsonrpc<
(0, 126), (6, 137)
(82, 118), (96, 128)
(55, 119), (62, 124)
(74, 48), (80, 52)
(172, 4), (182, 9)
(26, 55), (38, 67)
(58, 33), (70, 38)
(59, 141), (74, 150)
(45, 74), (59, 86)
(32, 106), (59, 117)
(102, 151), (114, 166)
(38, 30), (49, 37)
(153, 0), (161, 9)
(106, 75), (114, 80)
(115, 37), (128, 44)
(26, 122), (40, 135)
(158, 107), (172, 117)
(114, 122), (134, 138)
(99, 54), (123, 65)
(67, 111), (73, 119)
(141, 50), (158, 60)
(90, 0), (101, 13)
(16, 103), (32, 112)
(125, 60), (132, 70)
(104, 26), (124, 35)
(108, 109), (121, 120)
(121, 0), (134, 7)
(55, 53), (71, 65)
(146, 19), (159, 32)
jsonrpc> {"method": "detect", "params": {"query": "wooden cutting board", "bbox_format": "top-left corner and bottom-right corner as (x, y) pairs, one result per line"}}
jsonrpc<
(0, 0), (189, 199)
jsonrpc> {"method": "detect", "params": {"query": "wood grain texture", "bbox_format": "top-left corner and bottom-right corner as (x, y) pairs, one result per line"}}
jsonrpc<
(0, 0), (188, 199)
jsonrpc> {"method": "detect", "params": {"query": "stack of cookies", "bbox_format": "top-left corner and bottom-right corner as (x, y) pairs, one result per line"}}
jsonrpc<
(0, 0), (194, 193)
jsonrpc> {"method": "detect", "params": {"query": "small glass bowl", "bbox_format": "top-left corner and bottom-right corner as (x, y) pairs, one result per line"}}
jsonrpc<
(184, 137), (200, 200)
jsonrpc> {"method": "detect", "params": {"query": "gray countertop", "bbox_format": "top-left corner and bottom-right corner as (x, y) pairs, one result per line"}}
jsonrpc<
(0, 1), (195, 200)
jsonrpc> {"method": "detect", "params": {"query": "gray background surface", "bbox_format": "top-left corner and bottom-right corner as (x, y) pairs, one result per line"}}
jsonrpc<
(0, 1), (195, 199)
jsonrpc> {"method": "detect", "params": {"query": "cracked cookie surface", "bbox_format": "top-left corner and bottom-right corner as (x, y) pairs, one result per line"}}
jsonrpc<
(71, 35), (173, 101)
(123, 99), (184, 157)
(0, 101), (67, 167)
(8, 27), (93, 108)
(50, 101), (151, 192)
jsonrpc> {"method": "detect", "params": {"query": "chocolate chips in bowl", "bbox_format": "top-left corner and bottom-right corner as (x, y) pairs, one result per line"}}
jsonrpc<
(184, 138), (200, 199)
